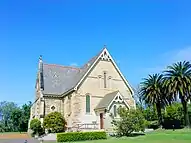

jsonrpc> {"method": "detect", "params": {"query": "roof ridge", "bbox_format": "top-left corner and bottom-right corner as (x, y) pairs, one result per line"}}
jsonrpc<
(43, 63), (80, 70)
(81, 47), (105, 69)
(81, 55), (97, 69)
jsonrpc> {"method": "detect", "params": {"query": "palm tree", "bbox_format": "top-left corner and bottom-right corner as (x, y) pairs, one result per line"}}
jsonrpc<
(140, 74), (167, 126)
(164, 61), (191, 127)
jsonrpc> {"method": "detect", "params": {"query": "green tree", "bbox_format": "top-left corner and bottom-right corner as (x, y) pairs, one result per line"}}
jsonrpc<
(113, 107), (146, 136)
(0, 101), (32, 132)
(10, 108), (23, 132)
(0, 101), (18, 131)
(163, 103), (184, 129)
(43, 112), (66, 133)
(164, 61), (191, 127)
(143, 106), (158, 121)
(140, 74), (167, 126)
(30, 119), (43, 136)
(164, 103), (183, 120)
(0, 122), (5, 132)
(133, 85), (146, 110)
(20, 101), (32, 131)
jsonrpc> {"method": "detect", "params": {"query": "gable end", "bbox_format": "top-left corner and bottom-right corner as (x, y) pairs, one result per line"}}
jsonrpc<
(75, 48), (134, 95)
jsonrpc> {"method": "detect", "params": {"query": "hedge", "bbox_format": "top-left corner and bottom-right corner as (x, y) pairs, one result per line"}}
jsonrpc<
(57, 131), (107, 142)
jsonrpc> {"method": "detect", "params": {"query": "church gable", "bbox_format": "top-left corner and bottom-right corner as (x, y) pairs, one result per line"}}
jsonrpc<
(76, 48), (133, 97)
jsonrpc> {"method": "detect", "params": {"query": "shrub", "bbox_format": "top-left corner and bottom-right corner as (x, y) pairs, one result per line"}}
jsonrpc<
(57, 131), (107, 142)
(143, 106), (158, 121)
(30, 119), (44, 136)
(163, 103), (184, 129)
(113, 107), (147, 136)
(147, 120), (160, 130)
(43, 112), (66, 133)
(188, 104), (191, 122)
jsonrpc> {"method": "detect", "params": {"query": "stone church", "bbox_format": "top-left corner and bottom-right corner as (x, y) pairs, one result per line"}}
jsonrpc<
(29, 47), (135, 132)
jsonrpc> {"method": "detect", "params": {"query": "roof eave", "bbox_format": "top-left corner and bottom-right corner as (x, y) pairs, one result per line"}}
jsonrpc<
(94, 107), (106, 111)
(60, 88), (75, 97)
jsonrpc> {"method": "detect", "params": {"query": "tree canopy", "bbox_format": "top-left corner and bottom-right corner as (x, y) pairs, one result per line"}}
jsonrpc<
(0, 101), (32, 132)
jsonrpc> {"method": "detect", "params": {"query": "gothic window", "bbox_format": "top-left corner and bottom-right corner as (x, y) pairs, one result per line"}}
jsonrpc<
(68, 95), (72, 113)
(104, 72), (107, 88)
(86, 95), (90, 113)
(98, 75), (102, 88)
(114, 105), (117, 117)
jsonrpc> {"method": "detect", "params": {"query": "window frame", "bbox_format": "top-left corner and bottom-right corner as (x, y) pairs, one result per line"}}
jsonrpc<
(103, 71), (107, 88)
(113, 104), (117, 117)
(86, 94), (91, 113)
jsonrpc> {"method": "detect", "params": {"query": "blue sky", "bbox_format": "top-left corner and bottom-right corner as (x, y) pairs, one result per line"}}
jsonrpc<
(0, 0), (191, 105)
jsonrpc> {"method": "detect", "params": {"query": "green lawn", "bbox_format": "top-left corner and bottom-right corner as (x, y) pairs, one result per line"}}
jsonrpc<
(53, 129), (191, 143)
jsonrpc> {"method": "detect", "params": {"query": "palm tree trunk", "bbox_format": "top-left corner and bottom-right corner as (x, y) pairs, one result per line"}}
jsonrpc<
(156, 103), (163, 127)
(181, 99), (190, 128)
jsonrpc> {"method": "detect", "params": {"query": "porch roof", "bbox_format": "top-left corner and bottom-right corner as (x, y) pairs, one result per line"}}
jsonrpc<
(95, 91), (119, 110)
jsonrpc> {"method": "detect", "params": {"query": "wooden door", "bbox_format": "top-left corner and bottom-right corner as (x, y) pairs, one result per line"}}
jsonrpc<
(100, 113), (104, 129)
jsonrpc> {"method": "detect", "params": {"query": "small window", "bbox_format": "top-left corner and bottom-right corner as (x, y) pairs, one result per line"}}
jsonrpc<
(114, 105), (117, 117)
(51, 106), (55, 111)
(108, 76), (112, 89)
(86, 95), (90, 113)
(98, 75), (102, 88)
(104, 72), (107, 88)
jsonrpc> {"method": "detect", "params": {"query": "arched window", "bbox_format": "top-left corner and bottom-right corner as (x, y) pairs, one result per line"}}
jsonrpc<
(108, 76), (112, 89)
(86, 95), (90, 113)
(104, 71), (107, 88)
(114, 105), (117, 117)
(98, 75), (102, 88)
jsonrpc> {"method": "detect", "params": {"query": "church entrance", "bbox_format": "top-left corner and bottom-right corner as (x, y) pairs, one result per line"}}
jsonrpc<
(100, 113), (104, 129)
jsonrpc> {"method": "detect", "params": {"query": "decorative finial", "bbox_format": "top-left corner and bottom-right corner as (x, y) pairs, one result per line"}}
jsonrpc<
(39, 55), (42, 60)
(39, 55), (43, 71)
(104, 44), (107, 48)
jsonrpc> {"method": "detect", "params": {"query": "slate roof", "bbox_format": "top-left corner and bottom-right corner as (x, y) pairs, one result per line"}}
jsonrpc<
(41, 50), (102, 95)
(95, 91), (119, 109)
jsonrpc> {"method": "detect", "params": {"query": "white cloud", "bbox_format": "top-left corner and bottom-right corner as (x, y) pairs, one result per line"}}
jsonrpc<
(142, 46), (191, 74)
(70, 63), (78, 67)
(141, 66), (164, 75)
(170, 47), (191, 62)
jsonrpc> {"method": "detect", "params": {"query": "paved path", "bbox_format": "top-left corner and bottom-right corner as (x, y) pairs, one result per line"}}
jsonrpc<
(0, 139), (56, 143)
(0, 139), (39, 143)
(41, 133), (56, 141)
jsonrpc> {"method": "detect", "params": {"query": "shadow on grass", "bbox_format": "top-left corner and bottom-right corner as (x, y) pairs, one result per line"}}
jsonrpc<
(128, 133), (145, 137)
(110, 132), (145, 138)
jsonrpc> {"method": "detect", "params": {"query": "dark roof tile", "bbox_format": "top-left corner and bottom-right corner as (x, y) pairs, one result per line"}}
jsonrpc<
(42, 53), (99, 95)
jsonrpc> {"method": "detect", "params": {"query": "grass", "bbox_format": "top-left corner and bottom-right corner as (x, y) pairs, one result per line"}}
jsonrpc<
(52, 129), (191, 143)
(1, 129), (191, 142)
